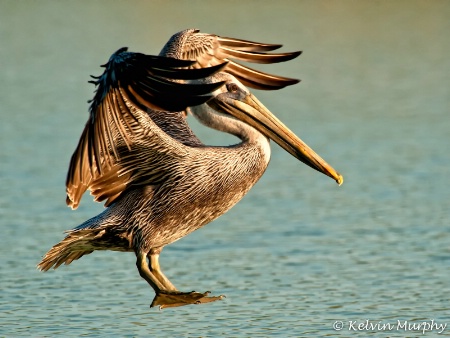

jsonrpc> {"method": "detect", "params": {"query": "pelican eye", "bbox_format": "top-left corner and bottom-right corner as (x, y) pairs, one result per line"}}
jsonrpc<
(226, 83), (239, 93)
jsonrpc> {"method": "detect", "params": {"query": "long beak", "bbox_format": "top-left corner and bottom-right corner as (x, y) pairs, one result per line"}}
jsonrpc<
(210, 92), (343, 185)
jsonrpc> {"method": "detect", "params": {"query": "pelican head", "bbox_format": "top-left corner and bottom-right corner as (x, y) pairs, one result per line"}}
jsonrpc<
(200, 72), (343, 185)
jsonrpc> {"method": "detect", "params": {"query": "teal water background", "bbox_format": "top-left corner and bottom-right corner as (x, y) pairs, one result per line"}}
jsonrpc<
(1, 1), (449, 336)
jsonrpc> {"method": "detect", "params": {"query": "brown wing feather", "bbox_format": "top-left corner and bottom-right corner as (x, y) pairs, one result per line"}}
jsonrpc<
(66, 48), (224, 209)
(70, 88), (190, 209)
(160, 29), (301, 90)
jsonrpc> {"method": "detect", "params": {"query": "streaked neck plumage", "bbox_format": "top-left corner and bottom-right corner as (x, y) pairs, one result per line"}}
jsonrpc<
(188, 105), (271, 164)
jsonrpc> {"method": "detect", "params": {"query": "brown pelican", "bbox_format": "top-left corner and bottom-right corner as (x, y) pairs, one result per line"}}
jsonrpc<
(38, 29), (343, 309)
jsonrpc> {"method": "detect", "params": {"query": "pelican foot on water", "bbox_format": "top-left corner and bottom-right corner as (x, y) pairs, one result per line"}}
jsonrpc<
(151, 290), (225, 309)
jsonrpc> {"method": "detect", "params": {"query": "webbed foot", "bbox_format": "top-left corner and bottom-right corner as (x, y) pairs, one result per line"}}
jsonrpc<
(150, 290), (225, 309)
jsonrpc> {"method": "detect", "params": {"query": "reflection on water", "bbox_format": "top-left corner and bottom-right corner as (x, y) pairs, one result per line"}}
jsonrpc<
(1, 1), (449, 336)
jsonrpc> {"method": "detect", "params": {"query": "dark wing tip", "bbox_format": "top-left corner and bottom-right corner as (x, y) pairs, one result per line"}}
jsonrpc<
(87, 49), (226, 116)
(150, 61), (228, 80)
(114, 47), (129, 54)
(226, 61), (300, 90)
(218, 36), (283, 52)
(221, 48), (302, 65)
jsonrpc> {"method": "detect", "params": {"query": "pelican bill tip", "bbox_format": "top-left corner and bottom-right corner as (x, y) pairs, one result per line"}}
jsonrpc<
(336, 174), (344, 186)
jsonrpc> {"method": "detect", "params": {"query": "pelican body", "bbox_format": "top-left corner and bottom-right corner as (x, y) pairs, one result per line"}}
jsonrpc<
(38, 29), (342, 309)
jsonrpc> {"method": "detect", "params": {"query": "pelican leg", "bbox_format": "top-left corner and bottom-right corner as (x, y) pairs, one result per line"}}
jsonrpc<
(141, 252), (225, 309)
(148, 253), (177, 291)
(136, 252), (165, 292)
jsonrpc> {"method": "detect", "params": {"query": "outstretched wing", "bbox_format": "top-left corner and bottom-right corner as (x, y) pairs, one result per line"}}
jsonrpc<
(66, 48), (226, 209)
(86, 92), (192, 209)
(160, 29), (302, 90)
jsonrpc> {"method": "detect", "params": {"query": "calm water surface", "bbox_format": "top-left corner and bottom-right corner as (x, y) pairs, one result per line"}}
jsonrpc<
(1, 1), (449, 337)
